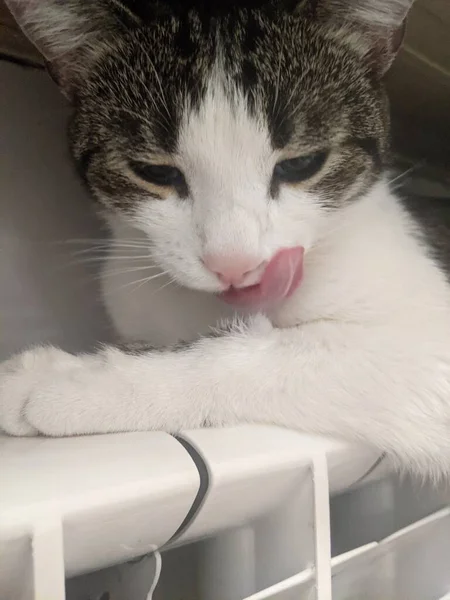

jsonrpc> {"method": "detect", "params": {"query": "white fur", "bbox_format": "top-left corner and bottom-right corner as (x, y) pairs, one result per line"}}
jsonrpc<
(4, 1), (450, 478)
(2, 177), (450, 477)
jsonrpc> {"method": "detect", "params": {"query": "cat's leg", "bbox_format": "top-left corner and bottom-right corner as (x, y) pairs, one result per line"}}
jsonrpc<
(1, 315), (449, 475)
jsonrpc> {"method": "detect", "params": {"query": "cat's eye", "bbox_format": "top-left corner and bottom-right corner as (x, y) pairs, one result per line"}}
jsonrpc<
(130, 161), (185, 187)
(273, 151), (328, 184)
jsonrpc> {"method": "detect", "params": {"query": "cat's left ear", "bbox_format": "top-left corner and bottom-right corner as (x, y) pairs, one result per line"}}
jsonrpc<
(4, 0), (141, 98)
(302, 0), (415, 76)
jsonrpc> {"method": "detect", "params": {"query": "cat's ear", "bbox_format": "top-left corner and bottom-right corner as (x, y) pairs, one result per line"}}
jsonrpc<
(4, 0), (141, 97)
(301, 0), (415, 76)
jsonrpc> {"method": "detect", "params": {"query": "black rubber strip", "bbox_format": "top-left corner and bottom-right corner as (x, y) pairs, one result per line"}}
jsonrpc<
(164, 435), (210, 546)
(0, 54), (45, 69)
(350, 453), (388, 489)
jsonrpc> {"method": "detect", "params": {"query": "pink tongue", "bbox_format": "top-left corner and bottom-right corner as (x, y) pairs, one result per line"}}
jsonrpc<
(260, 246), (304, 303)
(220, 246), (304, 307)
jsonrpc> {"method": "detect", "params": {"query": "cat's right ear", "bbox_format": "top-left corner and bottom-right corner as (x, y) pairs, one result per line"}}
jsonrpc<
(291, 0), (414, 77)
(4, 0), (140, 98)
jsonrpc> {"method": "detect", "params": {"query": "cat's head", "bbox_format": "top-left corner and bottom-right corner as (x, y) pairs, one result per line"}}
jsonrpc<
(7, 0), (413, 305)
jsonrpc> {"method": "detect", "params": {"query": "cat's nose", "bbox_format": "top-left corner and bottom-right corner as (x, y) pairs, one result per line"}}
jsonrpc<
(202, 253), (265, 287)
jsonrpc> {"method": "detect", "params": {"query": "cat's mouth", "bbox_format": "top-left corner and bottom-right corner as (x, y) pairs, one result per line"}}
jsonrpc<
(219, 247), (304, 308)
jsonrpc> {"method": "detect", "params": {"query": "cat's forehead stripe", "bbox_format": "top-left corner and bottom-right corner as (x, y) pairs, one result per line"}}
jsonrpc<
(68, 6), (389, 214)
(178, 75), (273, 180)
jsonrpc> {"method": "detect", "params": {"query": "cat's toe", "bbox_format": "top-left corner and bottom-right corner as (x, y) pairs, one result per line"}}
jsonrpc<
(0, 347), (78, 437)
(0, 352), (41, 436)
(25, 360), (109, 437)
(25, 378), (89, 437)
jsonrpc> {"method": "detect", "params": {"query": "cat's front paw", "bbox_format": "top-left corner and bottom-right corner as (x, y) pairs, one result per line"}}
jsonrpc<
(0, 347), (83, 437)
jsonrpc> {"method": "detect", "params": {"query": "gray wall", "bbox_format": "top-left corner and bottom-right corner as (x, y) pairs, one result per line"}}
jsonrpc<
(0, 62), (111, 360)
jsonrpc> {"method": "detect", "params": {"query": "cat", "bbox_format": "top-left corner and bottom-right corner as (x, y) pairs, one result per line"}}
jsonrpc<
(2, 0), (450, 477)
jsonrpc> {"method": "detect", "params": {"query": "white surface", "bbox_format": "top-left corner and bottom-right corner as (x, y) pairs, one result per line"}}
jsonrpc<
(381, 507), (450, 599)
(177, 426), (382, 544)
(243, 568), (314, 600)
(0, 61), (109, 360)
(175, 426), (383, 598)
(312, 454), (332, 600)
(67, 553), (162, 600)
(0, 426), (386, 599)
(0, 432), (200, 597)
(32, 519), (65, 600)
(1, 428), (450, 599)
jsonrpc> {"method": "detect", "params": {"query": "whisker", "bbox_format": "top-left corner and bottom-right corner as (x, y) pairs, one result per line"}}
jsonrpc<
(149, 277), (177, 296)
(137, 44), (172, 121)
(65, 258), (161, 272)
(69, 244), (153, 257)
(66, 239), (151, 248)
(70, 252), (153, 261)
(104, 43), (173, 132)
(64, 237), (149, 244)
(388, 163), (423, 188)
(95, 255), (153, 261)
(103, 265), (167, 278)
(111, 106), (156, 132)
(115, 271), (169, 292)
(272, 16), (287, 124)
(112, 106), (172, 136)
(100, 40), (169, 122)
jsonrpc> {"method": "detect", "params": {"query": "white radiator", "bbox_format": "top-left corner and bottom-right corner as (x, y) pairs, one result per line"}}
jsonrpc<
(1, 426), (450, 600)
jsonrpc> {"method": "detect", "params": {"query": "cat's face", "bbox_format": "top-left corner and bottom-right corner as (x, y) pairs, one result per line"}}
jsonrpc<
(7, 0), (413, 302)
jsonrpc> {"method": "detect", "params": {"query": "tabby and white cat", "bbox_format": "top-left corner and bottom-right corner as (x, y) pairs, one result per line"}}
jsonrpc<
(1, 0), (449, 476)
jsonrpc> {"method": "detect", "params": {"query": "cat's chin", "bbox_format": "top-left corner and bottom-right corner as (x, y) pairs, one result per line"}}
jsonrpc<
(218, 283), (268, 308)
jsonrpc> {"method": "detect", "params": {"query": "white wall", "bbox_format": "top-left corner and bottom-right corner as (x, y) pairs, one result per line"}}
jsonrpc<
(0, 61), (111, 360)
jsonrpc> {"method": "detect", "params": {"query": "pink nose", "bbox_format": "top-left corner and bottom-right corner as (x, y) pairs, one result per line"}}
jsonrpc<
(203, 253), (264, 286)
